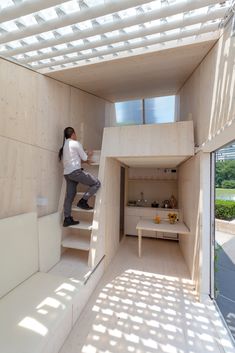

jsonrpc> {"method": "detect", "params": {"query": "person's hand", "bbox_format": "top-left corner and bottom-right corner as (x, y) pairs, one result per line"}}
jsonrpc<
(87, 151), (93, 158)
(86, 150), (93, 164)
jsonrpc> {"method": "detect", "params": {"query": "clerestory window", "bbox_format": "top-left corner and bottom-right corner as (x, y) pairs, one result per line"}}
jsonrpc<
(115, 95), (176, 125)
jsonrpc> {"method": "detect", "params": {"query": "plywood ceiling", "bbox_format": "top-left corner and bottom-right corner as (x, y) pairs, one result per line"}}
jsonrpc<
(47, 39), (216, 102)
(116, 156), (189, 168)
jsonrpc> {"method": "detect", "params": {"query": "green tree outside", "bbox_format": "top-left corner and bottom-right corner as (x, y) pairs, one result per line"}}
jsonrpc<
(216, 160), (235, 188)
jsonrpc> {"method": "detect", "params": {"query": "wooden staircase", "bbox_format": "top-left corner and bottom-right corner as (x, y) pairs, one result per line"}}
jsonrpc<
(49, 159), (100, 282)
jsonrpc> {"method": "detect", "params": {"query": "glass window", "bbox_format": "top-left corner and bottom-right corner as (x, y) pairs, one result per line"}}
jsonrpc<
(145, 96), (175, 124)
(115, 96), (176, 125)
(213, 141), (235, 341)
(115, 100), (143, 125)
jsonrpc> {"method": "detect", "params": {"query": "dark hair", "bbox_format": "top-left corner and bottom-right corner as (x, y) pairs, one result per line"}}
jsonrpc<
(58, 127), (75, 161)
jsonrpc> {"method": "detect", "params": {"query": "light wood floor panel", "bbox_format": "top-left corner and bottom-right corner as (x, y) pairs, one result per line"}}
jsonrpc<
(59, 237), (235, 353)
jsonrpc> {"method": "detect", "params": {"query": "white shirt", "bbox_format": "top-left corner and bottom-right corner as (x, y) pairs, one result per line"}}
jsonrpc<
(63, 139), (88, 175)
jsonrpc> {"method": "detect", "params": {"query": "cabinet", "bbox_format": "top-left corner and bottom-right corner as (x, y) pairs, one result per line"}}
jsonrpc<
(125, 206), (180, 240)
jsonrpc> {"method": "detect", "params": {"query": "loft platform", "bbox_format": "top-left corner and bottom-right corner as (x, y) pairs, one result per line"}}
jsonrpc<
(102, 121), (194, 168)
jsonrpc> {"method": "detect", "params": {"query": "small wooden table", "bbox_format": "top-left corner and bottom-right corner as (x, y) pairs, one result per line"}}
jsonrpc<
(136, 219), (190, 257)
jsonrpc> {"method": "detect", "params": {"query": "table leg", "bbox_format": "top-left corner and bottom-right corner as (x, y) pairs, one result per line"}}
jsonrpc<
(138, 229), (142, 257)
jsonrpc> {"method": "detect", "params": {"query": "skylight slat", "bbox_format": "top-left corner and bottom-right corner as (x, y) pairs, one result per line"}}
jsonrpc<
(32, 22), (219, 70)
(0, 0), (226, 57)
(0, 0), (153, 45)
(0, 0), (72, 23)
(18, 6), (226, 65)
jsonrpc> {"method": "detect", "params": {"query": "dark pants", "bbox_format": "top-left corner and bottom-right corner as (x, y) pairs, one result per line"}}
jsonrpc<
(64, 169), (101, 218)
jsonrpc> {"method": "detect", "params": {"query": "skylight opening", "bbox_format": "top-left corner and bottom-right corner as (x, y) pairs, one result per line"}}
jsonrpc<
(57, 27), (73, 36)
(118, 8), (139, 19)
(24, 51), (38, 57)
(98, 14), (114, 25)
(54, 44), (68, 50)
(50, 64), (60, 70)
(67, 52), (78, 58)
(168, 13), (184, 22)
(109, 42), (125, 48)
(4, 40), (22, 49)
(85, 0), (105, 7)
(0, 21), (18, 32)
(0, 0), (14, 10)
(59, 0), (80, 14)
(166, 28), (180, 36)
(13, 54), (24, 60)
(80, 49), (93, 55)
(18, 15), (38, 27)
(70, 39), (84, 46)
(145, 33), (161, 41)
(124, 25), (142, 34)
(23, 37), (38, 45)
(87, 35), (102, 42)
(64, 62), (73, 67)
(38, 8), (58, 21)
(128, 38), (143, 45)
(186, 23), (202, 31)
(40, 47), (53, 54)
(53, 55), (65, 61)
(39, 58), (51, 64)
(39, 32), (55, 40)
(76, 20), (93, 31)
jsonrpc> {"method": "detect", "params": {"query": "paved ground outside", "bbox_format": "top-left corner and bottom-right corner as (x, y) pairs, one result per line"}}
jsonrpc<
(215, 230), (235, 341)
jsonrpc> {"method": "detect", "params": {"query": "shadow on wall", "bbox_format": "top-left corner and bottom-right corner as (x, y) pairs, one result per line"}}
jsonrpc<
(178, 155), (201, 298)
(208, 25), (235, 140)
(80, 268), (233, 353)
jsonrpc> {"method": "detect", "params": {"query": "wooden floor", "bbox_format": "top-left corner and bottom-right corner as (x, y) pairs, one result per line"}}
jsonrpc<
(59, 236), (235, 353)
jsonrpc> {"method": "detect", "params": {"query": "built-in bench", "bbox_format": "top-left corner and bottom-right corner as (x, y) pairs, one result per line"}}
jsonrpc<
(0, 212), (103, 353)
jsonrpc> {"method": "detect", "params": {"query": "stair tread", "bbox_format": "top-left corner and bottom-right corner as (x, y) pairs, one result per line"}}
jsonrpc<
(62, 234), (90, 251)
(76, 192), (96, 197)
(68, 220), (93, 230)
(72, 206), (94, 213)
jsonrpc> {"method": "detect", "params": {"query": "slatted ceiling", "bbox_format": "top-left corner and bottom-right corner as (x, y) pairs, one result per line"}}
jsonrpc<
(0, 0), (231, 74)
(0, 2), (228, 56)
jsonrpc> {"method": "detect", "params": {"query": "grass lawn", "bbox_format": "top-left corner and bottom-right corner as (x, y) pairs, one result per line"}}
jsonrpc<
(216, 188), (235, 200)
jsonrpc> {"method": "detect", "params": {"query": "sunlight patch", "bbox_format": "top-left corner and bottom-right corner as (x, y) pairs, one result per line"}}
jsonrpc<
(18, 317), (48, 336)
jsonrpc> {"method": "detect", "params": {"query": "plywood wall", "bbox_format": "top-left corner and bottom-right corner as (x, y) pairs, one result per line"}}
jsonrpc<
(178, 154), (201, 295)
(0, 58), (107, 218)
(179, 22), (235, 148)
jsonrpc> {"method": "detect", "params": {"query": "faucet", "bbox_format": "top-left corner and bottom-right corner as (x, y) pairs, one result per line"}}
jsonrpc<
(137, 192), (147, 207)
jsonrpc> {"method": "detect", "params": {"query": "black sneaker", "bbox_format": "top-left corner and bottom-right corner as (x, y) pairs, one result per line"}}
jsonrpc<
(63, 216), (80, 227)
(77, 198), (93, 210)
